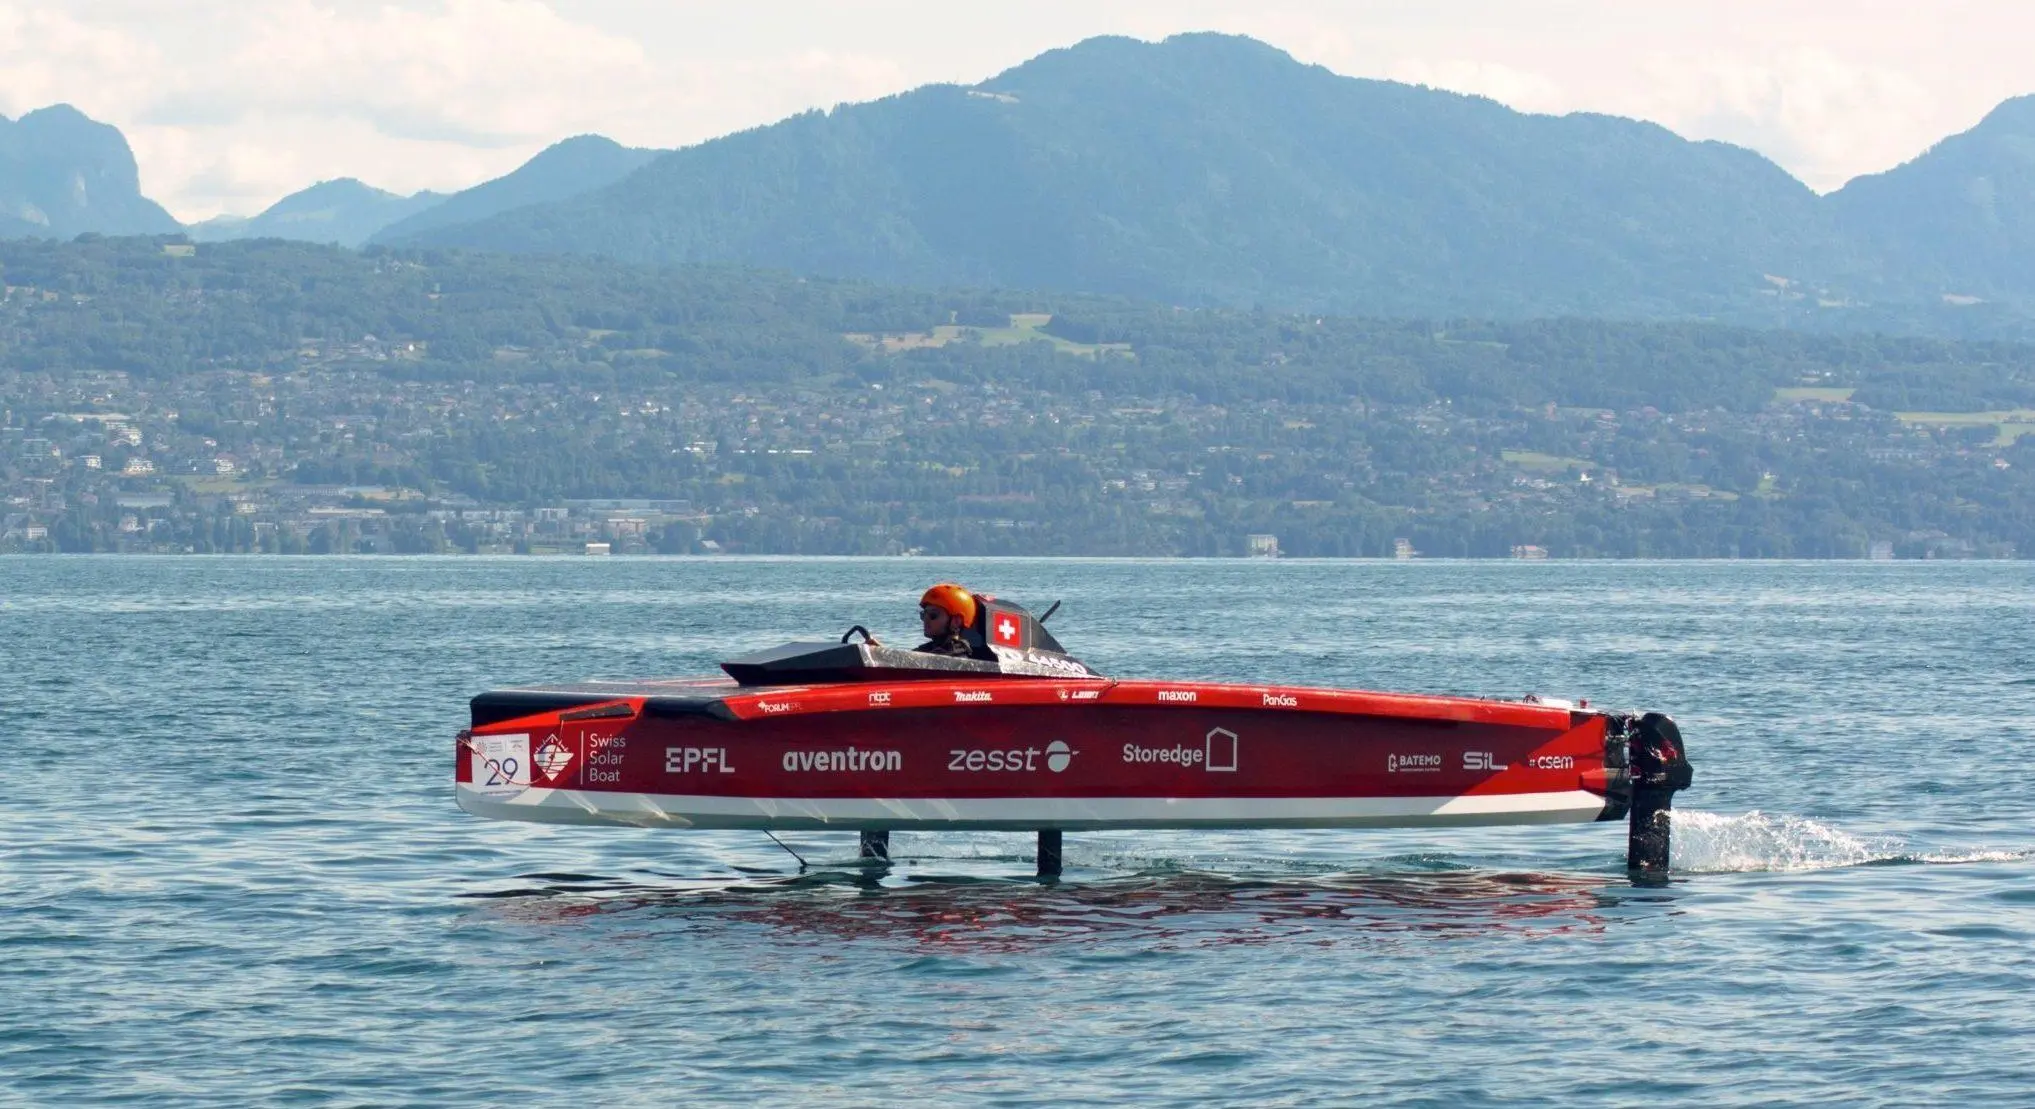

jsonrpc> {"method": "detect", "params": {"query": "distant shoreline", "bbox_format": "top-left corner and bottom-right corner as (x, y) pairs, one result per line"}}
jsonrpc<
(0, 552), (2021, 563)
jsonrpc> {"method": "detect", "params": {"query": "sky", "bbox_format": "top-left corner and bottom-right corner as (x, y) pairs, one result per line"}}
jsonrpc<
(1, 0), (2028, 223)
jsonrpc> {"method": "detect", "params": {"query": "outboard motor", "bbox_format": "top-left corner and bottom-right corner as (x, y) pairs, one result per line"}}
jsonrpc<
(1627, 712), (1694, 873)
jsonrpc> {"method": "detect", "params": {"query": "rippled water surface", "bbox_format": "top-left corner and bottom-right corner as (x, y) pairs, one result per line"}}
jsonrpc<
(5, 558), (2033, 1106)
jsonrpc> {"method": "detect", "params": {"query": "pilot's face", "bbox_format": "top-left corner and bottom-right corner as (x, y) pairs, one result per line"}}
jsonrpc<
(920, 605), (953, 637)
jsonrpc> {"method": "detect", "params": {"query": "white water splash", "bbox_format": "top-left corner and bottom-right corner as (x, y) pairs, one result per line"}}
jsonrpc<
(1912, 849), (2030, 865)
(1670, 810), (2026, 873)
(1670, 810), (1899, 872)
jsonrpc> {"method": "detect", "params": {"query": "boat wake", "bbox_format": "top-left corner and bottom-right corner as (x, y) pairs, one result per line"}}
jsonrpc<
(1670, 810), (2028, 873)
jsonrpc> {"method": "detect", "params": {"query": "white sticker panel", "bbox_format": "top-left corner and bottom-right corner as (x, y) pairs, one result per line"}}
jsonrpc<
(470, 733), (532, 796)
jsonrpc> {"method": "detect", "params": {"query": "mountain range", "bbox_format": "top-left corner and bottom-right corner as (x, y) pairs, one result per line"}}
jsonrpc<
(184, 134), (658, 248)
(3, 34), (2033, 324)
(0, 105), (179, 239)
(1827, 95), (2035, 297)
(409, 35), (1869, 319)
(188, 178), (445, 247)
(369, 135), (659, 245)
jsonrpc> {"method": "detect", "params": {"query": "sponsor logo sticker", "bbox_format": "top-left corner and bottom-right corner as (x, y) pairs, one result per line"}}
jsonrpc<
(1120, 728), (1239, 772)
(1123, 742), (1203, 767)
(1387, 753), (1442, 773)
(782, 747), (902, 773)
(1069, 688), (1102, 701)
(1205, 727), (1239, 772)
(1464, 751), (1510, 771)
(867, 691), (892, 707)
(532, 734), (574, 782)
(948, 741), (1075, 773)
(665, 746), (737, 773)
(1527, 755), (1575, 771)
(1261, 693), (1298, 708)
(756, 701), (796, 715)
(583, 733), (624, 785)
(953, 690), (993, 703)
(1011, 650), (1091, 676)
(1156, 690), (1197, 703)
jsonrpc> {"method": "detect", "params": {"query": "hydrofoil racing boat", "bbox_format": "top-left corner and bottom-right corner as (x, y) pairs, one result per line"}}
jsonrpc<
(455, 595), (1692, 874)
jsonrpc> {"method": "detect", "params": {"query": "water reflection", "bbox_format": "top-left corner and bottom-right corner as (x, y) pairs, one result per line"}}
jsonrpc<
(470, 866), (1646, 951)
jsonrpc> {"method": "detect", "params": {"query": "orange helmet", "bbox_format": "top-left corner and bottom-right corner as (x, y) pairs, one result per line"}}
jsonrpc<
(919, 582), (978, 626)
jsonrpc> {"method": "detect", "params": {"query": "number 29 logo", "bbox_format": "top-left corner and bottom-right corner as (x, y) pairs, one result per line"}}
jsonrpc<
(470, 735), (532, 794)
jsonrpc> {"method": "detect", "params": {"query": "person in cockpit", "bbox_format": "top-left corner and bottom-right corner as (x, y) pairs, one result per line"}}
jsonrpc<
(913, 582), (980, 657)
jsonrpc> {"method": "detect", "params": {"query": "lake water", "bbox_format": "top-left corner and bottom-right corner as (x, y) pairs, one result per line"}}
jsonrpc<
(4, 557), (2032, 1106)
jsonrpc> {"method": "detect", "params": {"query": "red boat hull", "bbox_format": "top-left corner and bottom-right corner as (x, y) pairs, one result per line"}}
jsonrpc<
(455, 677), (1628, 831)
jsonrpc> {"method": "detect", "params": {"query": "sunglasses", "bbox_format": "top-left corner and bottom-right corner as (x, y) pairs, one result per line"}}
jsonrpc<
(920, 606), (948, 620)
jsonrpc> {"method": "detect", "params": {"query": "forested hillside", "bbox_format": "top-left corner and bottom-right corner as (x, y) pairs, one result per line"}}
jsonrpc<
(7, 235), (2035, 408)
(3, 237), (2031, 557)
(1829, 95), (2035, 298)
(370, 136), (660, 246)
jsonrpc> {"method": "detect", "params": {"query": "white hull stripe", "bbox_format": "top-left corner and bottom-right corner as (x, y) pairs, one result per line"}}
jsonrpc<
(456, 787), (1608, 831)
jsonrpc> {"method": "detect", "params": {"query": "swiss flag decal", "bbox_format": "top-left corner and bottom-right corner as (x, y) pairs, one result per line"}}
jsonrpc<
(992, 611), (1023, 647)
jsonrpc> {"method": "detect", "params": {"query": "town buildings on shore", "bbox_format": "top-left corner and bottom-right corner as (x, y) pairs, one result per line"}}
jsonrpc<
(2, 365), (2021, 558)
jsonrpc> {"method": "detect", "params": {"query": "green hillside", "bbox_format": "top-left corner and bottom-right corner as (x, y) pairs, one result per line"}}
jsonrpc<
(3, 237), (2033, 558)
(1830, 96), (2035, 298)
(370, 135), (658, 245)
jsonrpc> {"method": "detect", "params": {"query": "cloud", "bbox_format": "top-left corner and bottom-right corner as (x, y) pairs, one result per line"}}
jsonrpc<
(2, 0), (668, 217)
(196, 0), (655, 145)
(1, 1), (915, 220)
(1373, 46), (1943, 192)
(0, 5), (161, 121)
(3, 1), (2032, 219)
(1629, 49), (1941, 192)
(1384, 59), (1568, 115)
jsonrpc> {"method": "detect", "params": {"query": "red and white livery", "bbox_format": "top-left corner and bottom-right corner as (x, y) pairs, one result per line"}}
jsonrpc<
(456, 597), (1692, 871)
